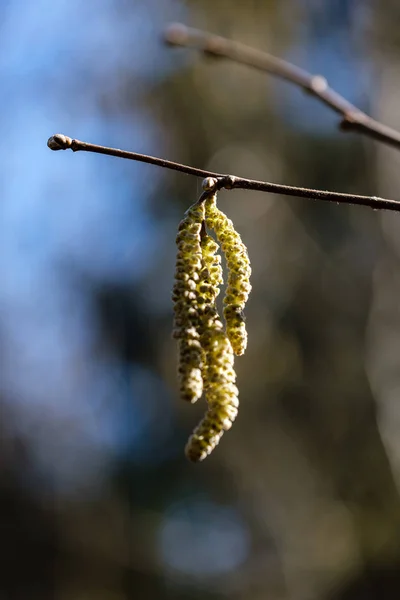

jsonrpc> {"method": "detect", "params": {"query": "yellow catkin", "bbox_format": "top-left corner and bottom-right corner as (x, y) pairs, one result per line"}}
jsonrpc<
(195, 233), (223, 333)
(172, 202), (205, 403)
(196, 233), (223, 402)
(204, 192), (252, 356)
(184, 229), (236, 462)
(185, 311), (239, 462)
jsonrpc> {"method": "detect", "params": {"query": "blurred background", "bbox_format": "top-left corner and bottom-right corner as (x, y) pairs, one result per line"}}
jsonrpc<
(2, 1), (400, 598)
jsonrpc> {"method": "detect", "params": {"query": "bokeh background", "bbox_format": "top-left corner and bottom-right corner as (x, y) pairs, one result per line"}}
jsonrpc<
(2, 1), (400, 598)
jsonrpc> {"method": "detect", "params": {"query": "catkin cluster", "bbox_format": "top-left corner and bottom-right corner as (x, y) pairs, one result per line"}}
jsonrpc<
(172, 178), (251, 461)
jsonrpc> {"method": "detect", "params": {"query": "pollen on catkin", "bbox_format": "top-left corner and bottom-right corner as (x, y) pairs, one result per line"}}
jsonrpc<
(172, 201), (205, 404)
(184, 228), (237, 462)
(185, 310), (239, 462)
(196, 233), (223, 324)
(204, 192), (252, 356)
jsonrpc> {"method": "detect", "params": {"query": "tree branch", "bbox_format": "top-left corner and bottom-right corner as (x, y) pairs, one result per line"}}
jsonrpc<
(48, 134), (400, 212)
(164, 23), (400, 151)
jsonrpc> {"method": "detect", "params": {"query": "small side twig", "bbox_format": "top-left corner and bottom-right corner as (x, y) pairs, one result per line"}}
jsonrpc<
(48, 134), (400, 212)
(164, 23), (400, 151)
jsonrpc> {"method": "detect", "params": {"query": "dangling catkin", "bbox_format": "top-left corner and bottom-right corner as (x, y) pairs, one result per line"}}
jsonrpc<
(185, 306), (239, 462)
(172, 202), (205, 404)
(204, 187), (252, 356)
(185, 230), (238, 462)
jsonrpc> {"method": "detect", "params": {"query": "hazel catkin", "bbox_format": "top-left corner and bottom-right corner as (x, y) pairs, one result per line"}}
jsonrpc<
(172, 201), (205, 404)
(184, 226), (238, 461)
(204, 192), (252, 356)
(185, 312), (239, 462)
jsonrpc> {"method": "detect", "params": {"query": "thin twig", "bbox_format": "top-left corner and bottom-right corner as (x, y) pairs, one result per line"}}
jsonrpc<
(48, 134), (400, 212)
(164, 23), (400, 151)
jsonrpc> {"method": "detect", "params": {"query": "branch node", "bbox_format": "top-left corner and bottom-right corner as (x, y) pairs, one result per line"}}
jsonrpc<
(309, 75), (328, 94)
(221, 175), (237, 189)
(47, 134), (73, 151)
(339, 113), (365, 131)
(202, 177), (218, 192)
(164, 23), (189, 47)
